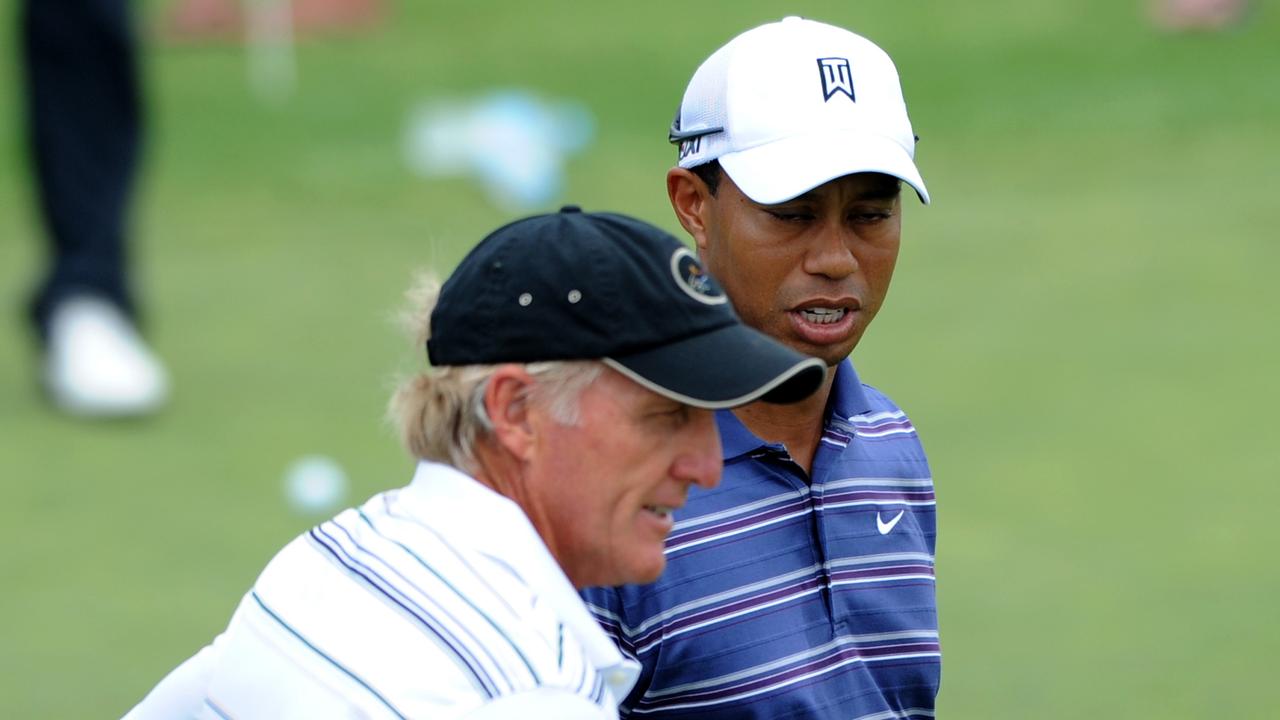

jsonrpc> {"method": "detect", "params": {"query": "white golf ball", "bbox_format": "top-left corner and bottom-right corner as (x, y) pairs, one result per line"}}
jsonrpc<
(284, 455), (349, 515)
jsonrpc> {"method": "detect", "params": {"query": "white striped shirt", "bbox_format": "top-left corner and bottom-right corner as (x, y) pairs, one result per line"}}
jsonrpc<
(124, 462), (639, 719)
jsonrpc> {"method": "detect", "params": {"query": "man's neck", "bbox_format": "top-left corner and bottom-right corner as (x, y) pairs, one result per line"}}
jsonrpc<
(732, 371), (836, 476)
(470, 443), (526, 508)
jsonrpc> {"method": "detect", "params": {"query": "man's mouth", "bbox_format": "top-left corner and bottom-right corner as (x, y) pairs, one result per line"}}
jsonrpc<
(788, 300), (860, 345)
(798, 307), (846, 325)
(643, 505), (677, 520)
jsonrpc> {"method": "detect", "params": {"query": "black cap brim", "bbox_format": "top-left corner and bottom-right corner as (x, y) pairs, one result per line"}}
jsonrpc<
(602, 324), (827, 410)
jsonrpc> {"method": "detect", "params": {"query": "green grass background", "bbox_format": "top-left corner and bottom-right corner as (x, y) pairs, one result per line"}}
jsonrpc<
(2, 1), (1278, 716)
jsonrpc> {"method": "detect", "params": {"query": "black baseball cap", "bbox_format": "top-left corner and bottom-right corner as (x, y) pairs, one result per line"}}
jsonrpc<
(426, 206), (826, 409)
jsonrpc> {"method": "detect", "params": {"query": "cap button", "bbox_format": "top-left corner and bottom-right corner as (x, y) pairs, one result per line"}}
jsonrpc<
(559, 205), (582, 213)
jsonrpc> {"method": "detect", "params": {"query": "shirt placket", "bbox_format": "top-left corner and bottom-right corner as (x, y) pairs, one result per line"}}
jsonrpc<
(808, 427), (846, 634)
(750, 443), (839, 636)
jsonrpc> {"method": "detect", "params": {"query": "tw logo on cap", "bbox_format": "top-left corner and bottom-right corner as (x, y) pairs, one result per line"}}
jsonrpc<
(817, 57), (855, 102)
(670, 248), (726, 305)
(678, 136), (701, 161)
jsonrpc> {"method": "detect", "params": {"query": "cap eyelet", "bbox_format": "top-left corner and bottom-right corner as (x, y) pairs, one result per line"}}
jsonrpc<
(567, 289), (582, 304)
(518, 293), (533, 307)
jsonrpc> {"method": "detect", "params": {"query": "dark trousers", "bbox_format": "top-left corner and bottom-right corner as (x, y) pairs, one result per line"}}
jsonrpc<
(22, 0), (142, 342)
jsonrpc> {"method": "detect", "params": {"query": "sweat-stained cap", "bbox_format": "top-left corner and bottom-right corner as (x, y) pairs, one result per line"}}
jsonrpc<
(426, 206), (826, 409)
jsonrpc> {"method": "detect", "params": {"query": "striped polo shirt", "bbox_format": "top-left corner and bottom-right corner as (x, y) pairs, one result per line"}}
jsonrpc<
(581, 360), (939, 719)
(123, 462), (639, 719)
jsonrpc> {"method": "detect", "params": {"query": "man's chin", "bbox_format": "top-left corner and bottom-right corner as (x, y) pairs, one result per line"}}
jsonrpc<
(792, 340), (860, 369)
(624, 557), (666, 587)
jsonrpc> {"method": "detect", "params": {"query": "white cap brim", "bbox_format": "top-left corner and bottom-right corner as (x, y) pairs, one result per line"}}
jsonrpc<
(718, 131), (930, 205)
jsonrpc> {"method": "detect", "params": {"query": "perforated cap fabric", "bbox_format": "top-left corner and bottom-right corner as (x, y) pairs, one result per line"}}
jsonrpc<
(669, 16), (929, 205)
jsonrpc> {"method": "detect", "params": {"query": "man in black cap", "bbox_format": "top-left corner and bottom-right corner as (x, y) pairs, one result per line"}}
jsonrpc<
(121, 207), (824, 720)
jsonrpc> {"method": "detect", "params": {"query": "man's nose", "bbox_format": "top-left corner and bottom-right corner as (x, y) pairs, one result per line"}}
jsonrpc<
(803, 223), (859, 279)
(674, 410), (723, 489)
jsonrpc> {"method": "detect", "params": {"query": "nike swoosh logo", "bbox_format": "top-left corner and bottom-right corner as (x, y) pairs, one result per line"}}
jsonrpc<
(877, 509), (905, 535)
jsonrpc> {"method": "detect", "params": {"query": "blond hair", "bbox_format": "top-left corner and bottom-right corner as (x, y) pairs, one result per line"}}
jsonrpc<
(388, 276), (602, 474)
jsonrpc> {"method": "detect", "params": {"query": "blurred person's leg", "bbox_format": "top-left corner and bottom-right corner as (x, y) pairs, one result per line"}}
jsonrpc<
(21, 0), (167, 416)
(23, 0), (139, 335)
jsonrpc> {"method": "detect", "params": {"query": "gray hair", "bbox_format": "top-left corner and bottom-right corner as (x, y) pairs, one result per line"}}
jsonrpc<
(388, 276), (603, 474)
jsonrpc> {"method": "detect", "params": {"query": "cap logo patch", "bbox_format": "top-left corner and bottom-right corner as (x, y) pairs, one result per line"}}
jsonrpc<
(678, 136), (701, 161)
(817, 57), (855, 102)
(670, 247), (727, 305)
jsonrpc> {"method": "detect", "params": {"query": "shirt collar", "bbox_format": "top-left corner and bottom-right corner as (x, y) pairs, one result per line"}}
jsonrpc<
(398, 462), (639, 700)
(715, 359), (872, 460)
(829, 358), (872, 418)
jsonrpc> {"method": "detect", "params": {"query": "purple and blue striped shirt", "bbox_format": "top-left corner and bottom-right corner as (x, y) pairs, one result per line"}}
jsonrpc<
(582, 360), (939, 719)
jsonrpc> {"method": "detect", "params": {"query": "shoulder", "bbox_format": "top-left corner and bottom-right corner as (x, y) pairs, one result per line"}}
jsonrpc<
(236, 499), (580, 713)
(832, 381), (929, 456)
(830, 362), (923, 436)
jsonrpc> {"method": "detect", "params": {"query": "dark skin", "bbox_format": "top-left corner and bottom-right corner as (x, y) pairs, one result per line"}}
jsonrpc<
(668, 167), (904, 474)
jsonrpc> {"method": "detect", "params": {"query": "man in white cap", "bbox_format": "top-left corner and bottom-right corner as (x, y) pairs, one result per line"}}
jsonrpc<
(582, 18), (940, 718)
(121, 208), (825, 719)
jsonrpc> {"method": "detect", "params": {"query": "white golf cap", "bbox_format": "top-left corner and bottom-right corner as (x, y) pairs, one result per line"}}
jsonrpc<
(670, 16), (929, 205)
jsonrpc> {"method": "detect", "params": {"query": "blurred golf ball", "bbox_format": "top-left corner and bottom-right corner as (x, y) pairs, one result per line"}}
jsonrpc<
(284, 455), (348, 515)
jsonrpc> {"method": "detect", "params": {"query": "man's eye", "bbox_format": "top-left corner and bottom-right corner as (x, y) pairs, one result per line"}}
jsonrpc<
(852, 209), (892, 224)
(766, 210), (812, 223)
(656, 405), (691, 427)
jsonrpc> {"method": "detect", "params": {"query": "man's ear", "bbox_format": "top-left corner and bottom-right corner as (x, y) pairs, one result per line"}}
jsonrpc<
(667, 167), (713, 254)
(484, 365), (537, 461)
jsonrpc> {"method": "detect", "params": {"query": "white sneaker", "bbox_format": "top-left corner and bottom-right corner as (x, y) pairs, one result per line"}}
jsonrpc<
(44, 296), (170, 417)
